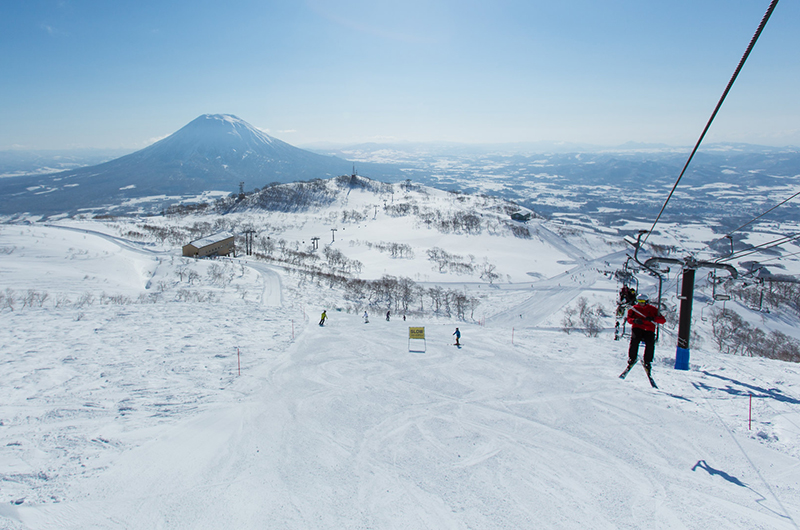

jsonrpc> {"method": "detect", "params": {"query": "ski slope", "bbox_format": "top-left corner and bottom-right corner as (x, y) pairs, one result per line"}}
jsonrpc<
(1, 221), (800, 529)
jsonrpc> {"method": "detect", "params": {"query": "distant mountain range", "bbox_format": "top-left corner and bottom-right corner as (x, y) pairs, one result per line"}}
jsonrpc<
(0, 115), (406, 216)
(0, 148), (134, 178)
(2, 115), (799, 222)
(307, 140), (796, 160)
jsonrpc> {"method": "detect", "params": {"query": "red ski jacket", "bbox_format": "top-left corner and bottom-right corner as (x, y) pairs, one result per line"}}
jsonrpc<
(627, 303), (666, 332)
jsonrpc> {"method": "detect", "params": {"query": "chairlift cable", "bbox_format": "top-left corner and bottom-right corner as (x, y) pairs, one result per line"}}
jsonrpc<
(756, 248), (800, 265)
(642, 0), (781, 247)
(703, 188), (800, 255)
(723, 233), (800, 262)
(718, 232), (800, 263)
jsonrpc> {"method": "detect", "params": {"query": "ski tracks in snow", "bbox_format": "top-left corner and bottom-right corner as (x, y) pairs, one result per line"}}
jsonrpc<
(9, 297), (800, 528)
(243, 261), (283, 307)
(485, 249), (626, 328)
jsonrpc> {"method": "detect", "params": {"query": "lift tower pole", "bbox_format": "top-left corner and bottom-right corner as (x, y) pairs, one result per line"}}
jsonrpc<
(675, 260), (697, 371)
(643, 254), (737, 371)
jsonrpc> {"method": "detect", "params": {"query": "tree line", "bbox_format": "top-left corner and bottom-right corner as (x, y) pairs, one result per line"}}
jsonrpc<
(286, 267), (479, 320)
(710, 308), (800, 363)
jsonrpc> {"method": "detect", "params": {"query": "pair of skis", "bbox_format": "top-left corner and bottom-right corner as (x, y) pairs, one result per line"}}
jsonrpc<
(619, 360), (657, 389)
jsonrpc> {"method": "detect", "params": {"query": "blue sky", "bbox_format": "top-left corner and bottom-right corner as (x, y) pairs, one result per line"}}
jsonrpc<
(1, 0), (797, 149)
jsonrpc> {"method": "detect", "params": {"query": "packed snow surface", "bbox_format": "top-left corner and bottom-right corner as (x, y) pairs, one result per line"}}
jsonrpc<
(1, 220), (799, 529)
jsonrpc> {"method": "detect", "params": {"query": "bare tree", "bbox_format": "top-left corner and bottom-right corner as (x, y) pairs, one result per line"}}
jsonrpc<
(480, 259), (499, 284)
(176, 265), (189, 282)
(398, 277), (415, 313)
(561, 307), (577, 334)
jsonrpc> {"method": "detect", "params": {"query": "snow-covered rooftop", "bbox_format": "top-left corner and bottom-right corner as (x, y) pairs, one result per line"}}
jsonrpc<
(188, 231), (234, 249)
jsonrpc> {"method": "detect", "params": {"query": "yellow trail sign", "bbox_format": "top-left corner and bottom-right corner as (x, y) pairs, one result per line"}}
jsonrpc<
(408, 327), (425, 339)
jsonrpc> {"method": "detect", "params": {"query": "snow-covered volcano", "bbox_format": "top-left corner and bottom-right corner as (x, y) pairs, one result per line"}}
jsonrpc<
(0, 115), (404, 216)
(133, 114), (339, 178)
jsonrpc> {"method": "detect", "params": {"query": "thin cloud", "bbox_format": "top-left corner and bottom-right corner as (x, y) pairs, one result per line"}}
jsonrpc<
(144, 135), (169, 146)
(40, 23), (67, 37)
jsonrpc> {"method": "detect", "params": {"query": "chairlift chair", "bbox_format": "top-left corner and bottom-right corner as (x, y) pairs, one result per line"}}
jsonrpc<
(620, 257), (640, 293)
(699, 299), (714, 322)
(710, 270), (731, 302)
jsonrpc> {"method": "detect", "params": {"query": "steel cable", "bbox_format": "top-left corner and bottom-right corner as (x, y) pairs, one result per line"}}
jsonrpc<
(643, 0), (781, 247)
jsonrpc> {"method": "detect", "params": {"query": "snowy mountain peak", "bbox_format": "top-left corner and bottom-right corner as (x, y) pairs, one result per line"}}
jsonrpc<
(152, 114), (275, 154)
(183, 114), (274, 145)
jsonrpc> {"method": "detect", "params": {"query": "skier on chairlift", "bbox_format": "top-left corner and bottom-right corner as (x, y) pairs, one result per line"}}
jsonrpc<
(616, 286), (636, 317)
(623, 294), (665, 383)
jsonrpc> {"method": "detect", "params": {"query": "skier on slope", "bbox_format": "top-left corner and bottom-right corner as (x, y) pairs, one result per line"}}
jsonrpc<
(625, 294), (665, 374)
(363, 310), (369, 323)
(386, 310), (390, 321)
(319, 310), (327, 326)
(453, 327), (461, 346)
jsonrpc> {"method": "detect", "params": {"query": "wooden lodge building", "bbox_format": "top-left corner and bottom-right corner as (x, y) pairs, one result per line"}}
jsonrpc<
(182, 232), (235, 258)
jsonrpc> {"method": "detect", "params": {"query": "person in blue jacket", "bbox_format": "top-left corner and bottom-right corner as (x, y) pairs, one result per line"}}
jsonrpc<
(453, 327), (461, 346)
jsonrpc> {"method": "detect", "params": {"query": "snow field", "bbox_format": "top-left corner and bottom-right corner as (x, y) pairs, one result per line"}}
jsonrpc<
(0, 283), (300, 507)
(9, 312), (800, 529)
(1, 217), (799, 529)
(75, 181), (583, 285)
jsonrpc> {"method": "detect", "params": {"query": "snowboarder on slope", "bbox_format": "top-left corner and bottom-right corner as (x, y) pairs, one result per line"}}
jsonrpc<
(363, 311), (369, 323)
(453, 327), (461, 346)
(319, 310), (327, 326)
(625, 294), (665, 372)
(386, 310), (390, 321)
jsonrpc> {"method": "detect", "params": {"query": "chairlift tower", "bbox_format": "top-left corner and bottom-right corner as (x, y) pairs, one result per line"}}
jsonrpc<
(627, 231), (737, 371)
(243, 229), (256, 256)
